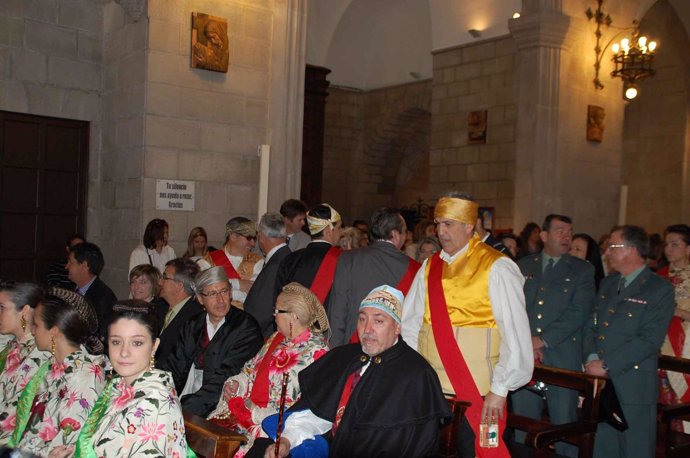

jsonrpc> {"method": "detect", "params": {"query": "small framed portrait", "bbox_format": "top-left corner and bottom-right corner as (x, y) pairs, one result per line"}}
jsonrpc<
(479, 207), (494, 231)
(191, 12), (229, 73)
(468, 110), (488, 144)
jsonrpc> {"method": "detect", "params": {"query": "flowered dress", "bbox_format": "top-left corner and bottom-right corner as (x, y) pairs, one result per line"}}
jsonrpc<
(208, 329), (329, 457)
(0, 334), (50, 444)
(17, 349), (106, 456)
(75, 369), (188, 458)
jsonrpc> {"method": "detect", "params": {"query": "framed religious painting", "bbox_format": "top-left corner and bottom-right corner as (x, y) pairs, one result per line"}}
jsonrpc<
(191, 12), (229, 73)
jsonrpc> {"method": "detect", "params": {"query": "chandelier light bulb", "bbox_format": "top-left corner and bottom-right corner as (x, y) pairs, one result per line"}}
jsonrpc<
(649, 41), (657, 51)
(638, 36), (647, 47)
(625, 86), (638, 100)
(621, 38), (630, 51)
(611, 43), (620, 54)
(512, 12), (521, 19)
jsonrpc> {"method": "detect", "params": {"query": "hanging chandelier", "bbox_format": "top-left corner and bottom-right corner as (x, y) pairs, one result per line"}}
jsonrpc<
(586, 0), (658, 100)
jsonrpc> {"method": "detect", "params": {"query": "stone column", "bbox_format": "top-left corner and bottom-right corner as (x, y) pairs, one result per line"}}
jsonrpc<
(268, 0), (308, 209)
(509, 2), (570, 228)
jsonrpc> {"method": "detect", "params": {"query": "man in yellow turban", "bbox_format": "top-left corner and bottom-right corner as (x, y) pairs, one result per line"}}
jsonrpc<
(401, 191), (532, 457)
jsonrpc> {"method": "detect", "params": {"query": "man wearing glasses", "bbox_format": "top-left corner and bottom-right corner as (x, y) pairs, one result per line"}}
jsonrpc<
(584, 225), (674, 458)
(156, 258), (203, 364)
(161, 266), (263, 417)
(198, 216), (265, 307)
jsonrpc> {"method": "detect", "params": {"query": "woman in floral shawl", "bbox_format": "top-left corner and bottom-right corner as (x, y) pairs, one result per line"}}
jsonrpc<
(51, 300), (189, 458)
(13, 288), (106, 456)
(0, 281), (49, 444)
(208, 282), (330, 457)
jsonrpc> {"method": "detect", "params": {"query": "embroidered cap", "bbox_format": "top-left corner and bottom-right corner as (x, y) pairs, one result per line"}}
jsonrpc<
(359, 285), (404, 324)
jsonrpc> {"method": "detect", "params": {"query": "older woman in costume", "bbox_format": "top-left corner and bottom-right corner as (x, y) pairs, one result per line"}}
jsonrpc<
(0, 281), (49, 444)
(51, 300), (189, 458)
(208, 282), (329, 457)
(12, 288), (106, 455)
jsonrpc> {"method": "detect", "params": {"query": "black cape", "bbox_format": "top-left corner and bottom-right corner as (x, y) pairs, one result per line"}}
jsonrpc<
(294, 339), (452, 457)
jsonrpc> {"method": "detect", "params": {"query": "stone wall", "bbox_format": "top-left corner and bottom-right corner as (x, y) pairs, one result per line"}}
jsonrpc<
(430, 37), (517, 230)
(322, 81), (431, 223)
(623, 0), (690, 232)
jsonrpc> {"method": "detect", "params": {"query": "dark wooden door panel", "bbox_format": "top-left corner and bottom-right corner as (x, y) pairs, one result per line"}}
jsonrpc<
(0, 111), (88, 283)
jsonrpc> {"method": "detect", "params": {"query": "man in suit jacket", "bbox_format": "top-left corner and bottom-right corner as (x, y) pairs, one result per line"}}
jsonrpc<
(328, 208), (419, 346)
(511, 214), (595, 457)
(276, 204), (342, 305)
(156, 258), (203, 364)
(243, 212), (291, 338)
(584, 225), (674, 458)
(281, 198), (311, 252)
(66, 242), (117, 341)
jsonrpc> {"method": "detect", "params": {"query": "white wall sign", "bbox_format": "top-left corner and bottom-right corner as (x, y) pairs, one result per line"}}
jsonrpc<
(156, 179), (196, 211)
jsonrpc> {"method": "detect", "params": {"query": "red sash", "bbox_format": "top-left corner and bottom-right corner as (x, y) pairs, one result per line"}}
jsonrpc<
(349, 257), (421, 344)
(332, 368), (361, 436)
(659, 269), (690, 401)
(427, 253), (509, 457)
(210, 250), (241, 279)
(310, 246), (341, 304)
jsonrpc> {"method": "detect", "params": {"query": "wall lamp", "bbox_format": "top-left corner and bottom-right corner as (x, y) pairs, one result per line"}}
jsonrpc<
(586, 0), (658, 100)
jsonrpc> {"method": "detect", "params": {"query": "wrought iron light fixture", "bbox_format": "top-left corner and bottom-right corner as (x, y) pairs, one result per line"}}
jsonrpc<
(586, 0), (658, 100)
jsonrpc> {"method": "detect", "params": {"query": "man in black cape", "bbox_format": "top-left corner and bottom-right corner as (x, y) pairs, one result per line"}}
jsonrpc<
(248, 285), (451, 458)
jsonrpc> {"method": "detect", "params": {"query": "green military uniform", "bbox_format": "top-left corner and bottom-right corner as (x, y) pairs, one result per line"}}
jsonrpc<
(512, 253), (595, 457)
(583, 267), (674, 458)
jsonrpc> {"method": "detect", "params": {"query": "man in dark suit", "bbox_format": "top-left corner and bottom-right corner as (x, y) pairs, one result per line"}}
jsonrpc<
(276, 204), (342, 305)
(155, 258), (203, 364)
(66, 242), (117, 341)
(328, 207), (419, 347)
(584, 225), (674, 458)
(243, 212), (291, 338)
(511, 214), (595, 457)
(281, 198), (310, 252)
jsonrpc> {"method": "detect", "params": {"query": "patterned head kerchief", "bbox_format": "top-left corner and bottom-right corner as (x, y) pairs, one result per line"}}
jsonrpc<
(225, 218), (257, 238)
(281, 282), (330, 332)
(434, 196), (478, 225)
(306, 204), (341, 236)
(359, 285), (404, 324)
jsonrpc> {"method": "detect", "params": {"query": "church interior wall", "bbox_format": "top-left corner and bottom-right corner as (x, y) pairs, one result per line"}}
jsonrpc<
(622, 0), (690, 233)
(430, 36), (517, 231)
(322, 80), (431, 224)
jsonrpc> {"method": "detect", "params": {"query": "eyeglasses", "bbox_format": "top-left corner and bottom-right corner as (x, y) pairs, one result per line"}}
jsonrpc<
(161, 274), (178, 282)
(273, 309), (290, 316)
(244, 235), (257, 242)
(607, 244), (627, 249)
(200, 287), (231, 298)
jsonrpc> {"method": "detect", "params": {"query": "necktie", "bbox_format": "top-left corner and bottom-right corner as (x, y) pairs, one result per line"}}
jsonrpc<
(618, 277), (627, 295)
(163, 308), (174, 329)
(544, 258), (555, 276)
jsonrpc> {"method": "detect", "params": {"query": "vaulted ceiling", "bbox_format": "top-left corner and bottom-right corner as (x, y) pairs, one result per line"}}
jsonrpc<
(306, 0), (690, 90)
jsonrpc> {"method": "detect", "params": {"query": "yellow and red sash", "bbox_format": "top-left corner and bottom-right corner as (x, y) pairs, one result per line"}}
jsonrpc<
(210, 250), (241, 280)
(428, 252), (509, 457)
(310, 246), (341, 304)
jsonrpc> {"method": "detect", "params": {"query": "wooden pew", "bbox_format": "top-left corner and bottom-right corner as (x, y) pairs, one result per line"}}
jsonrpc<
(184, 410), (246, 458)
(657, 355), (690, 458)
(507, 365), (606, 458)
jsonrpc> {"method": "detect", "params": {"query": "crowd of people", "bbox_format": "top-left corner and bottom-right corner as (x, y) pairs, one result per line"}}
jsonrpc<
(0, 193), (687, 457)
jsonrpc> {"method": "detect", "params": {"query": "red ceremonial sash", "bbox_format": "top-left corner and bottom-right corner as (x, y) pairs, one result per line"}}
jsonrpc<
(310, 246), (341, 304)
(210, 250), (241, 279)
(660, 269), (690, 401)
(332, 368), (361, 436)
(249, 333), (285, 407)
(349, 257), (421, 344)
(427, 253), (509, 457)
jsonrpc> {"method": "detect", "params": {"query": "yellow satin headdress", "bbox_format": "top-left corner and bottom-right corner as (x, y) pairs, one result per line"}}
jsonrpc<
(307, 203), (341, 235)
(434, 197), (478, 225)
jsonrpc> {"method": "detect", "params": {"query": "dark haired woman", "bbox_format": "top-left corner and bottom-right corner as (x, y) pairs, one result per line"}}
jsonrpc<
(0, 281), (49, 444)
(517, 222), (542, 258)
(52, 300), (188, 457)
(12, 288), (106, 455)
(128, 218), (176, 276)
(569, 233), (606, 289)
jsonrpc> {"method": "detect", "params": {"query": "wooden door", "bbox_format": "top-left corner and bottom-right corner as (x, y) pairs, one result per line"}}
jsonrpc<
(0, 111), (89, 283)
